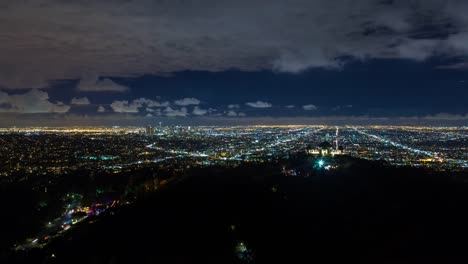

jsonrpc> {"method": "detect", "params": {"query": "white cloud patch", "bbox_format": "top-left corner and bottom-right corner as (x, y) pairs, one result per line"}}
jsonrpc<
(332, 105), (353, 111)
(192, 106), (208, 116)
(97, 105), (106, 112)
(71, 97), (90, 105)
(133, 98), (169, 107)
(227, 110), (238, 117)
(285, 105), (295, 108)
(226, 110), (247, 117)
(77, 74), (129, 92)
(246, 101), (272, 108)
(207, 108), (221, 116)
(303, 104), (318, 111)
(145, 107), (162, 115)
(110, 100), (140, 113)
(0, 89), (70, 113)
(164, 106), (188, 117)
(228, 104), (240, 109)
(110, 97), (170, 113)
(154, 108), (162, 116)
(157, 101), (170, 107)
(2, 1), (468, 89)
(174, 98), (200, 106)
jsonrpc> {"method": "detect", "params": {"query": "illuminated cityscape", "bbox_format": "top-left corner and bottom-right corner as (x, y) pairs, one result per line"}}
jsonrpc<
(1, 126), (466, 183)
(1, 125), (466, 256)
(2, 0), (468, 263)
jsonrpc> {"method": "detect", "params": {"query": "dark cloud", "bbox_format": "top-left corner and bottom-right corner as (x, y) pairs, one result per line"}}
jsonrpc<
(71, 97), (90, 105)
(437, 61), (468, 69)
(1, 0), (468, 89)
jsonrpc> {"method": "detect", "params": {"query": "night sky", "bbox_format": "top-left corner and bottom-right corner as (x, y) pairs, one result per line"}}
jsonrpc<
(0, 0), (467, 126)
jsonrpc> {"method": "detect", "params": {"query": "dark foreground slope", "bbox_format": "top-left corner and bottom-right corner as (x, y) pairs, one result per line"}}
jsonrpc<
(9, 156), (468, 264)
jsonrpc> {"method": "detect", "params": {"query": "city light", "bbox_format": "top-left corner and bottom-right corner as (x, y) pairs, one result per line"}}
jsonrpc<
(5, 125), (468, 253)
(318, 160), (325, 167)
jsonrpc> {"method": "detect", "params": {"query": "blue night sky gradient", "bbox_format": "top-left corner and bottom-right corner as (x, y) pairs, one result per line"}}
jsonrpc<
(46, 59), (468, 118)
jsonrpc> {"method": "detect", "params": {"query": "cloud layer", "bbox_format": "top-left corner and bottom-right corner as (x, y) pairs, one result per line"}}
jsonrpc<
(0, 90), (70, 113)
(77, 74), (129, 92)
(1, 0), (468, 89)
(110, 97), (171, 113)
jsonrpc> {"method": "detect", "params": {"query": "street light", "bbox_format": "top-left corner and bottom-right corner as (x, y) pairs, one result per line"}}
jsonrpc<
(318, 159), (325, 167)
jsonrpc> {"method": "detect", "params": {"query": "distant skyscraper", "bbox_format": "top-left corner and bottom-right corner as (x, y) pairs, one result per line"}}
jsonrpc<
(335, 127), (339, 151)
(146, 125), (154, 136)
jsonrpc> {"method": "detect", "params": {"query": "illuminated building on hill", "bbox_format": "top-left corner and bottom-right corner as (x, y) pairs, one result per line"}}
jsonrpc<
(307, 141), (344, 156)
